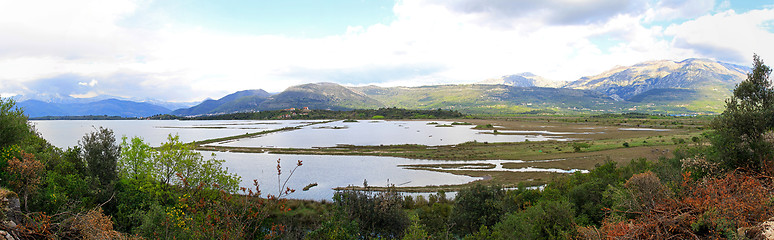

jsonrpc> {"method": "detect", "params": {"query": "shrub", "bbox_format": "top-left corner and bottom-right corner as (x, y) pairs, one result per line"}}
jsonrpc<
(451, 184), (504, 235)
(334, 189), (409, 238)
(572, 142), (591, 152)
(492, 200), (577, 239)
(600, 172), (774, 239)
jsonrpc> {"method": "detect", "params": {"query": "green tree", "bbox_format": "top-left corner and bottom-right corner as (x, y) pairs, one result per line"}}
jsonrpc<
(80, 127), (120, 189)
(0, 97), (31, 148)
(417, 202), (453, 236)
(451, 184), (505, 235)
(118, 136), (153, 181)
(710, 54), (774, 172)
(492, 200), (577, 239)
(0, 98), (32, 186)
(153, 134), (240, 192)
(38, 146), (92, 212)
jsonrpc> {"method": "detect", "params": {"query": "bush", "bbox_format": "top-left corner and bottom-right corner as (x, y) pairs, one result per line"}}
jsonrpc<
(492, 200), (577, 239)
(600, 172), (774, 239)
(334, 189), (409, 238)
(572, 142), (591, 152)
(451, 184), (504, 235)
(417, 202), (452, 236)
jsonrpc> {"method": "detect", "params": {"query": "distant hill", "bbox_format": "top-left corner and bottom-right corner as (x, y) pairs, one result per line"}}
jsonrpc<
(171, 89), (271, 116)
(18, 99), (171, 118)
(171, 84), (384, 116)
(479, 72), (567, 88)
(257, 82), (384, 110)
(353, 84), (621, 114)
(563, 58), (746, 112)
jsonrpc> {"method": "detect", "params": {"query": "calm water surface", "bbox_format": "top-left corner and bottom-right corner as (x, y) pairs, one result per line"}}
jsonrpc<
(215, 152), (480, 200)
(209, 120), (567, 148)
(32, 120), (578, 200)
(31, 120), (316, 147)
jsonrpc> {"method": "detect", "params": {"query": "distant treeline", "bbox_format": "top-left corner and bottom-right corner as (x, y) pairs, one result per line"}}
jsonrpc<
(175, 107), (469, 120)
(27, 108), (468, 121)
(592, 112), (669, 119)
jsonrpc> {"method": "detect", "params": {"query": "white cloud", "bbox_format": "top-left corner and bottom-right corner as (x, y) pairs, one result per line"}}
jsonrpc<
(0, 0), (770, 102)
(648, 0), (716, 21)
(78, 79), (98, 87)
(665, 8), (774, 64)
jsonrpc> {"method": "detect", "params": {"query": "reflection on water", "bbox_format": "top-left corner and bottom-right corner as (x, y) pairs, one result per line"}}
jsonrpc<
(401, 160), (589, 174)
(209, 120), (569, 148)
(218, 153), (583, 201)
(214, 152), (481, 200)
(491, 130), (598, 135)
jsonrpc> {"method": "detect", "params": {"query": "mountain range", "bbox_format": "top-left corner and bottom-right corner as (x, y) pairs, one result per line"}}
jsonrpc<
(15, 58), (750, 117)
(18, 99), (172, 118)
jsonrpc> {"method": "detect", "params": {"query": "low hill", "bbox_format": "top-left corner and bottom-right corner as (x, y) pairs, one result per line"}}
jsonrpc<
(171, 89), (271, 116)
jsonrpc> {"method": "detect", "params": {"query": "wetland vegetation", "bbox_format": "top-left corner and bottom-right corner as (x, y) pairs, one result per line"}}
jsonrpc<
(193, 116), (702, 192)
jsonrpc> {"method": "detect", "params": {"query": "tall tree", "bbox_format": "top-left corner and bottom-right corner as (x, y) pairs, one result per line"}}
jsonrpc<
(0, 98), (30, 148)
(710, 54), (774, 171)
(118, 136), (153, 181)
(80, 127), (120, 190)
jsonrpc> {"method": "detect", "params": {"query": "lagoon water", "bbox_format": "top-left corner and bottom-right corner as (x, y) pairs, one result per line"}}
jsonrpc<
(31, 120), (318, 147)
(209, 120), (566, 148)
(32, 120), (575, 200)
(214, 152), (480, 200)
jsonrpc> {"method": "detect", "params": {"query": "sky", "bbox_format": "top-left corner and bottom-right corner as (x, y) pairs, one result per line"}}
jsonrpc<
(1, 0), (773, 102)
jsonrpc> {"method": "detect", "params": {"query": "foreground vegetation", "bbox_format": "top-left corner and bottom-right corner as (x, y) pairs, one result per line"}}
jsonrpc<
(1, 55), (773, 239)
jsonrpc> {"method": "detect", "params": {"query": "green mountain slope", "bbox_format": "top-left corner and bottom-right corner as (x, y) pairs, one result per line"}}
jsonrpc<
(562, 58), (747, 113)
(353, 84), (622, 114)
(257, 82), (384, 110)
(564, 58), (745, 99)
